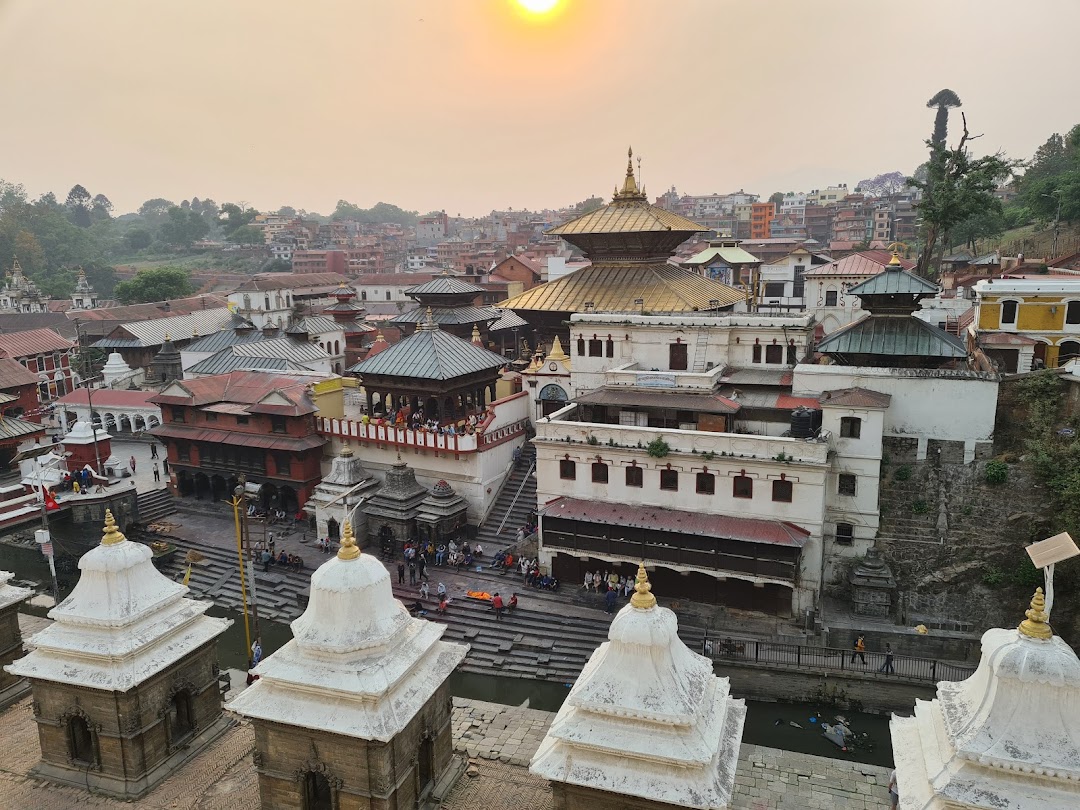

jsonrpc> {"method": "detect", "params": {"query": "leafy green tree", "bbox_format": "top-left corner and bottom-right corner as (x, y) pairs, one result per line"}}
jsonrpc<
(952, 208), (1007, 254)
(90, 194), (113, 224)
(113, 267), (194, 304)
(125, 228), (153, 251)
(910, 112), (1015, 276)
(768, 192), (785, 207)
(228, 224), (265, 245)
(219, 202), (258, 235)
(1018, 125), (1080, 225)
(574, 196), (604, 214)
(331, 199), (419, 226)
(277, 206), (297, 218)
(160, 206), (210, 248)
(65, 184), (93, 227)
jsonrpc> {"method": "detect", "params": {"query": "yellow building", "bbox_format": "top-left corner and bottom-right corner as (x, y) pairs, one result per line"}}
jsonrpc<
(973, 278), (1080, 371)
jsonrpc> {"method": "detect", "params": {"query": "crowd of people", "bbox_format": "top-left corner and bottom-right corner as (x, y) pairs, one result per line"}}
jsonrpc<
(361, 405), (490, 437)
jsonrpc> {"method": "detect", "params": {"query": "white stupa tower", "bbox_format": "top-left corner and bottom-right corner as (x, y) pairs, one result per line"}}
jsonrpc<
(530, 564), (746, 809)
(71, 266), (98, 310)
(4, 510), (233, 798)
(890, 587), (1080, 809)
(101, 351), (135, 387)
(228, 519), (469, 808)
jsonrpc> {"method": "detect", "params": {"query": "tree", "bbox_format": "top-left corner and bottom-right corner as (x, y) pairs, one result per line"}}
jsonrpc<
(855, 171), (907, 197)
(909, 113), (1016, 276)
(768, 192), (784, 207)
(219, 202), (258, 235)
(277, 206), (297, 218)
(927, 89), (962, 147)
(1018, 124), (1080, 225)
(228, 224), (265, 246)
(574, 196), (604, 214)
(952, 208), (1007, 254)
(160, 206), (209, 248)
(331, 199), (419, 226)
(66, 184), (93, 227)
(90, 194), (113, 224)
(125, 228), (153, 251)
(113, 267), (194, 304)
(139, 198), (175, 218)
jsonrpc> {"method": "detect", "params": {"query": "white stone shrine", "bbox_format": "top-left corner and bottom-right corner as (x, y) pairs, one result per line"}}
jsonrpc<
(530, 564), (746, 810)
(890, 587), (1080, 810)
(228, 519), (469, 808)
(0, 571), (32, 708)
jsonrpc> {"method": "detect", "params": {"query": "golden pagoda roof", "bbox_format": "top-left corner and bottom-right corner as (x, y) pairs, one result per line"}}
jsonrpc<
(502, 261), (744, 314)
(548, 148), (708, 238)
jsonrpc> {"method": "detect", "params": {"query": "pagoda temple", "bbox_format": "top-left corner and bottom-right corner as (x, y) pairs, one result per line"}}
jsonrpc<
(5, 510), (232, 799)
(890, 587), (1080, 809)
(817, 252), (968, 368)
(0, 257), (50, 313)
(363, 454), (429, 552)
(502, 149), (744, 347)
(307, 445), (381, 542)
(531, 564), (745, 810)
(389, 274), (503, 341)
(227, 520), (469, 809)
(320, 282), (376, 369)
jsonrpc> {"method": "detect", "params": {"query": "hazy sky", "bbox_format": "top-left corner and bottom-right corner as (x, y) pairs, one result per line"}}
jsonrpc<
(2, 0), (1078, 217)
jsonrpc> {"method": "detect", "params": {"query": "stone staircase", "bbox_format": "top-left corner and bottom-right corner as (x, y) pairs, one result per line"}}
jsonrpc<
(137, 488), (178, 524)
(475, 442), (536, 552)
(148, 531), (719, 682)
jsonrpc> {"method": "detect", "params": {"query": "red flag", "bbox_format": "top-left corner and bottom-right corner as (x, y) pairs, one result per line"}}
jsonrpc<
(42, 486), (59, 511)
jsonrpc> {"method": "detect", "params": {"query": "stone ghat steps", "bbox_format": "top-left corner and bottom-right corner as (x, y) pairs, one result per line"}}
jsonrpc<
(137, 488), (178, 524)
(475, 443), (536, 549)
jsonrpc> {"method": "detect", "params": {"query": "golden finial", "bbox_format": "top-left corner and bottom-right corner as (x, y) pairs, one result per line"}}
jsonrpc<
(1018, 587), (1053, 639)
(471, 324), (483, 346)
(337, 517), (360, 561)
(888, 251), (902, 267)
(164, 332), (172, 342)
(340, 445), (354, 458)
(626, 146), (634, 177)
(630, 562), (656, 609)
(101, 509), (127, 546)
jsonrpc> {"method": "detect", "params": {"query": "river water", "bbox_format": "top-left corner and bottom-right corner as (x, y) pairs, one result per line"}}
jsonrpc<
(1, 541), (897, 768)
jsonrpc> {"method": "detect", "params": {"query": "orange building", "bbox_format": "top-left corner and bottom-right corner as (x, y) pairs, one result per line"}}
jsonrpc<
(750, 202), (776, 239)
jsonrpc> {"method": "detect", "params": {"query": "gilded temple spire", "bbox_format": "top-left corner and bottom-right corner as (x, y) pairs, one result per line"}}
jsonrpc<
(630, 562), (656, 609)
(1018, 587), (1052, 639)
(337, 516), (360, 561)
(101, 509), (127, 546)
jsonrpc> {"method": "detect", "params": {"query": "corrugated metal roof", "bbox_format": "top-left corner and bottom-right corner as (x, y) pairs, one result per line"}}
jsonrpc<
(817, 316), (968, 358)
(389, 306), (501, 326)
(847, 267), (938, 296)
(151, 423), (325, 451)
(348, 324), (507, 381)
(0, 416), (47, 441)
(501, 262), (744, 314)
(104, 309), (238, 347)
(805, 251), (916, 277)
(54, 389), (158, 408)
(0, 357), (40, 388)
(184, 329), (265, 353)
(295, 315), (342, 334)
(488, 308), (528, 332)
(540, 496), (809, 548)
(231, 337), (329, 363)
(233, 272), (349, 292)
(683, 245), (762, 266)
(0, 327), (73, 358)
(64, 294), (227, 322)
(405, 277), (484, 296)
(575, 387), (740, 414)
(186, 354), (308, 376)
(549, 200), (707, 237)
(150, 371), (319, 414)
(717, 368), (793, 387)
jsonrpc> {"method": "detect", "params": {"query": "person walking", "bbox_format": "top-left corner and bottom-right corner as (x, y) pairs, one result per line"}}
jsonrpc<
(129, 455), (136, 474)
(492, 592), (504, 621)
(851, 634), (867, 665)
(604, 587), (617, 614)
(408, 560), (417, 585)
(152, 462), (160, 483)
(879, 643), (895, 675)
(397, 562), (406, 585)
(418, 554), (428, 581)
(150, 443), (158, 459)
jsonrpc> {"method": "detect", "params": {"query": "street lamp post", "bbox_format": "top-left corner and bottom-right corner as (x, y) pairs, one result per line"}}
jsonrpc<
(229, 483), (254, 662)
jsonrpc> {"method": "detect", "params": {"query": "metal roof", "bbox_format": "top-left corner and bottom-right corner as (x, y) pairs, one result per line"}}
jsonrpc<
(488, 308), (529, 332)
(404, 277), (484, 296)
(98, 309), (238, 347)
(295, 315), (342, 335)
(347, 323), (507, 381)
(818, 388), (892, 408)
(186, 354), (309, 376)
(501, 262), (744, 314)
(389, 306), (501, 326)
(817, 316), (968, 358)
(575, 387), (740, 414)
(230, 337), (329, 364)
(549, 199), (707, 237)
(805, 251), (916, 277)
(63, 294), (228, 322)
(151, 371), (319, 414)
(0, 358), (40, 388)
(0, 416), (47, 441)
(540, 496), (809, 548)
(233, 272), (349, 292)
(151, 423), (325, 452)
(184, 329), (265, 354)
(54, 388), (158, 408)
(0, 328), (73, 359)
(683, 245), (762, 267)
(847, 267), (938, 296)
(717, 368), (793, 387)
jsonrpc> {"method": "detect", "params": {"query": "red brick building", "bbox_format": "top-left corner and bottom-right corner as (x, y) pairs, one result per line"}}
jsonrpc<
(0, 328), (76, 404)
(0, 358), (42, 420)
(290, 250), (349, 275)
(150, 371), (326, 513)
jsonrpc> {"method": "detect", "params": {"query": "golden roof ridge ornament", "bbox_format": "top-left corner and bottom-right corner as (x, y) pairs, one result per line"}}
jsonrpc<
(337, 517), (360, 561)
(888, 250), (903, 268)
(613, 146), (646, 203)
(1018, 587), (1052, 639)
(630, 561), (656, 609)
(101, 509), (127, 546)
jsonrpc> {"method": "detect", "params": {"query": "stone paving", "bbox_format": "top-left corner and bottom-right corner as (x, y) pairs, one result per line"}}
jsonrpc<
(451, 697), (553, 765)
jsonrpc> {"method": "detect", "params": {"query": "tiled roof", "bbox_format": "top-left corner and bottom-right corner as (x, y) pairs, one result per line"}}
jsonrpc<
(0, 328), (73, 359)
(805, 251), (916, 277)
(818, 387), (892, 409)
(540, 496), (810, 548)
(150, 371), (320, 415)
(0, 357), (41, 388)
(405, 277), (484, 296)
(817, 315), (968, 358)
(501, 262), (744, 314)
(348, 323), (507, 381)
(233, 272), (349, 292)
(496, 255), (543, 276)
(389, 306), (501, 327)
(64, 295), (227, 322)
(54, 388), (160, 408)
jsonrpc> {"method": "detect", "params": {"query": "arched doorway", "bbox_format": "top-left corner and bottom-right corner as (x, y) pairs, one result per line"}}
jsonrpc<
(417, 734), (434, 798)
(133, 414), (145, 432)
(169, 689), (195, 742)
(538, 384), (568, 416)
(119, 414), (132, 433)
(327, 517), (340, 540)
(424, 397), (440, 421)
(194, 472), (210, 500)
(279, 485), (298, 515)
(302, 770), (333, 810)
(261, 483), (280, 511)
(177, 470), (194, 497)
(210, 475), (227, 503)
(1059, 340), (1080, 365)
(104, 413), (117, 431)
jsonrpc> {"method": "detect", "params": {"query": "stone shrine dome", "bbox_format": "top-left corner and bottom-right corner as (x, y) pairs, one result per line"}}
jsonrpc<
(227, 520), (468, 742)
(891, 588), (1080, 809)
(5, 510), (231, 691)
(530, 565), (745, 809)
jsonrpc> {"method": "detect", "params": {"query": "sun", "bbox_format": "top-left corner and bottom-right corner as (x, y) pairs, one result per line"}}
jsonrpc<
(515, 0), (560, 15)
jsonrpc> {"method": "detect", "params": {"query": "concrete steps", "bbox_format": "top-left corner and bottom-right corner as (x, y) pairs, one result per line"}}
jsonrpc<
(475, 443), (536, 550)
(137, 489), (178, 524)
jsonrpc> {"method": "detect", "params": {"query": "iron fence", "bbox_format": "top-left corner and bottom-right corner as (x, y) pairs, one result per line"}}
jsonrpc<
(701, 637), (976, 684)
